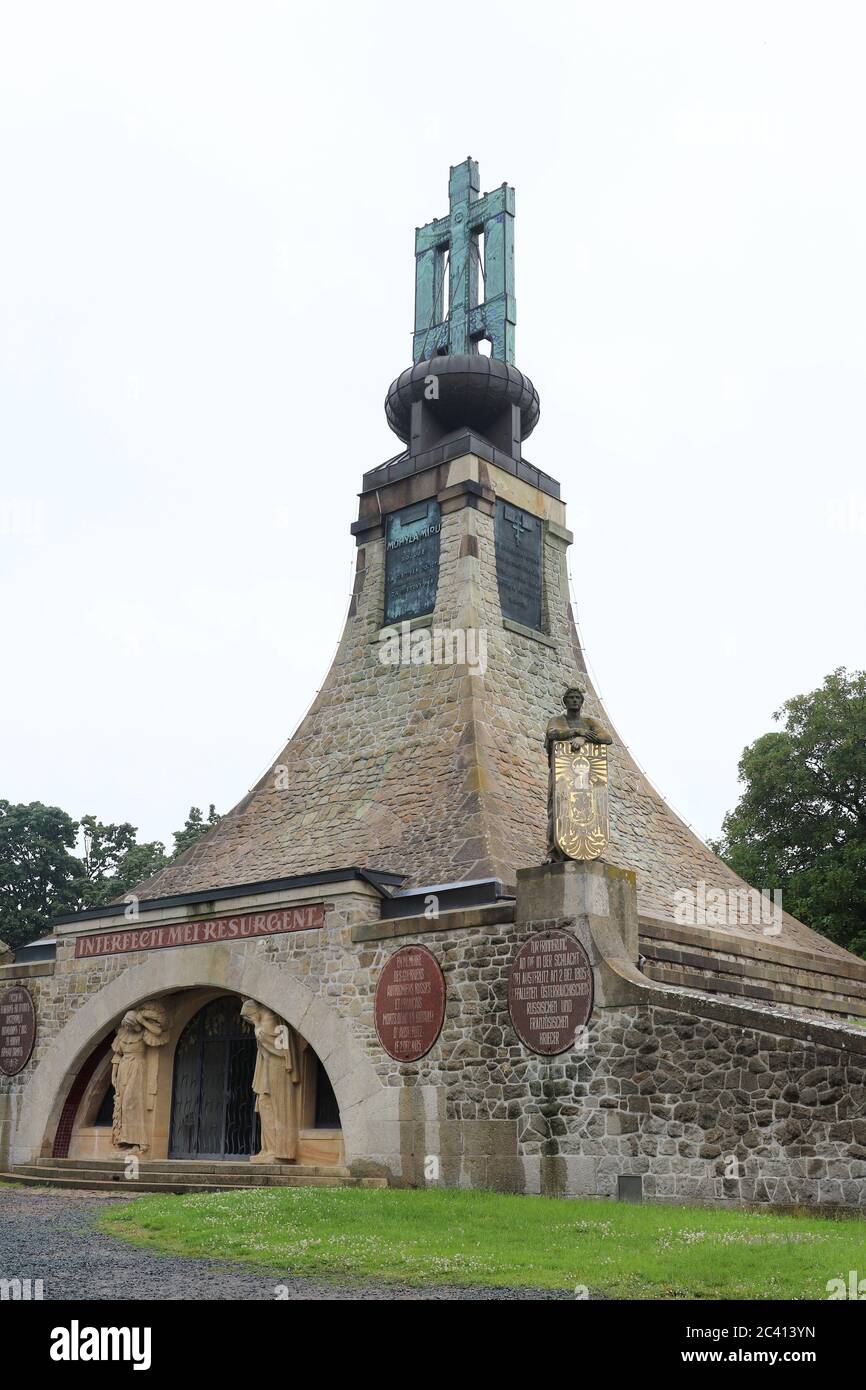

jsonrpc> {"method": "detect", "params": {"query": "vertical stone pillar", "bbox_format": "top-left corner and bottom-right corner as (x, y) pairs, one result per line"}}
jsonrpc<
(515, 860), (641, 1007)
(0, 1090), (12, 1169)
(514, 860), (644, 1198)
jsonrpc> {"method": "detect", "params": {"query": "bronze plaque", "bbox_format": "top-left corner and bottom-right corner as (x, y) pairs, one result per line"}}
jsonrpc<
(0, 986), (36, 1076)
(495, 499), (542, 630)
(508, 931), (593, 1055)
(384, 500), (442, 624)
(374, 945), (446, 1062)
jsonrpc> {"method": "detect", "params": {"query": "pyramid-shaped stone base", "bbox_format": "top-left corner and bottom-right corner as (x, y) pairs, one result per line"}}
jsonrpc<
(138, 444), (860, 989)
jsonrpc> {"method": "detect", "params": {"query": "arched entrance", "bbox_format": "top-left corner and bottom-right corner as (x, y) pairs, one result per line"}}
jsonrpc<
(169, 997), (259, 1159)
(165, 993), (343, 1161)
(15, 945), (394, 1173)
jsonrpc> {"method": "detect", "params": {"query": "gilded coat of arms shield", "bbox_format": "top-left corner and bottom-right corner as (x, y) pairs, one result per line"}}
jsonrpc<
(552, 739), (609, 860)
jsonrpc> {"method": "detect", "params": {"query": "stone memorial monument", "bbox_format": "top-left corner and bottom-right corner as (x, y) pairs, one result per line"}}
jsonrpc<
(3, 158), (866, 1211)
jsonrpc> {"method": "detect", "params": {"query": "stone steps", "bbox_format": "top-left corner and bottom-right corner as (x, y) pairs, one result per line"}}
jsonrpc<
(0, 1172), (376, 1194)
(1, 1158), (388, 1194)
(34, 1157), (352, 1178)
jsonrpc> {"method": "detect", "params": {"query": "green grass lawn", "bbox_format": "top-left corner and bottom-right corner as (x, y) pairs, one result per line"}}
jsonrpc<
(100, 1186), (866, 1299)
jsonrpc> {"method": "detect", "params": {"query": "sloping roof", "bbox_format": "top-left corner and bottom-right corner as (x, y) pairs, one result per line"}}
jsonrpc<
(136, 462), (860, 974)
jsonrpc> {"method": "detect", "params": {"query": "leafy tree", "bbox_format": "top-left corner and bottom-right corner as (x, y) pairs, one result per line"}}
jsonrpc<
(0, 799), (219, 948)
(112, 839), (170, 895)
(79, 814), (168, 908)
(0, 801), (83, 949)
(172, 804), (221, 859)
(712, 668), (866, 958)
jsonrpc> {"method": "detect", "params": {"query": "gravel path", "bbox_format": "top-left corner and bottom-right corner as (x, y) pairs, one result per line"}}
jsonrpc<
(0, 1187), (568, 1301)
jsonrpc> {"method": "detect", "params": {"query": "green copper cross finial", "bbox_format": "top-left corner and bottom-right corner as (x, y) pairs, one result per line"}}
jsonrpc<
(413, 158), (516, 365)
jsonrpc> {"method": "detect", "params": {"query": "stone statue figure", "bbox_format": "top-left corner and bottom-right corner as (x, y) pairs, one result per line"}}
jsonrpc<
(545, 679), (613, 862)
(240, 999), (303, 1163)
(110, 999), (170, 1152)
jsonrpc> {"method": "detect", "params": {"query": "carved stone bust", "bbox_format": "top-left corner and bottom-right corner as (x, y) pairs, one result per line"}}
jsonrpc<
(544, 680), (612, 752)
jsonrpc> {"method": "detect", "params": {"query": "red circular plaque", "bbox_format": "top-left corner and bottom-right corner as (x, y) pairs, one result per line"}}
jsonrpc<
(0, 986), (36, 1076)
(508, 931), (593, 1056)
(374, 945), (446, 1062)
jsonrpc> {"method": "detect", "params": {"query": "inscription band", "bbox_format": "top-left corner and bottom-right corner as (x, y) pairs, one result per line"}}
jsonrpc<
(74, 904), (325, 959)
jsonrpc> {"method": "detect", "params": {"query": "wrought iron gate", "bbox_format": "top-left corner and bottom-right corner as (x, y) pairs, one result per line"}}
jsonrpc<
(169, 996), (260, 1159)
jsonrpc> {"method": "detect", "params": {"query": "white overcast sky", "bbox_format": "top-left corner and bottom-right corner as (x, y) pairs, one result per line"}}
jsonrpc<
(1, 2), (864, 853)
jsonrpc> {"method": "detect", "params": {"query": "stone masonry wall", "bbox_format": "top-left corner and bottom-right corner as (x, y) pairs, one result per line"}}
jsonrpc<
(351, 913), (866, 1207)
(0, 968), (55, 1168)
(4, 895), (865, 1206)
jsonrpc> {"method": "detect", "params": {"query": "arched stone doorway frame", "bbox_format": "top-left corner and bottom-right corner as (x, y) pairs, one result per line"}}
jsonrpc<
(14, 945), (389, 1170)
(67, 986), (228, 1161)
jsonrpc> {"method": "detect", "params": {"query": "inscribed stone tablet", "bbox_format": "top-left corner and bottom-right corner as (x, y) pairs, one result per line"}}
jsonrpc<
(374, 945), (446, 1061)
(384, 500), (442, 624)
(0, 986), (36, 1076)
(508, 932), (593, 1055)
(495, 499), (542, 630)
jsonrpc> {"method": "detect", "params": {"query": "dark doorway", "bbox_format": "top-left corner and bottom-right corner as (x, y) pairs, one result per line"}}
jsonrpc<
(169, 997), (259, 1159)
(314, 1055), (340, 1128)
(93, 1083), (115, 1127)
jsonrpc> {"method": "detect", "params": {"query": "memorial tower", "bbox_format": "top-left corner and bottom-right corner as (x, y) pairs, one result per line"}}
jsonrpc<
(135, 158), (858, 978)
(3, 160), (865, 1208)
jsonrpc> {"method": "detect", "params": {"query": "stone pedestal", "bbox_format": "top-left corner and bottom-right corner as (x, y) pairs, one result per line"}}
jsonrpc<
(515, 859), (643, 1007)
